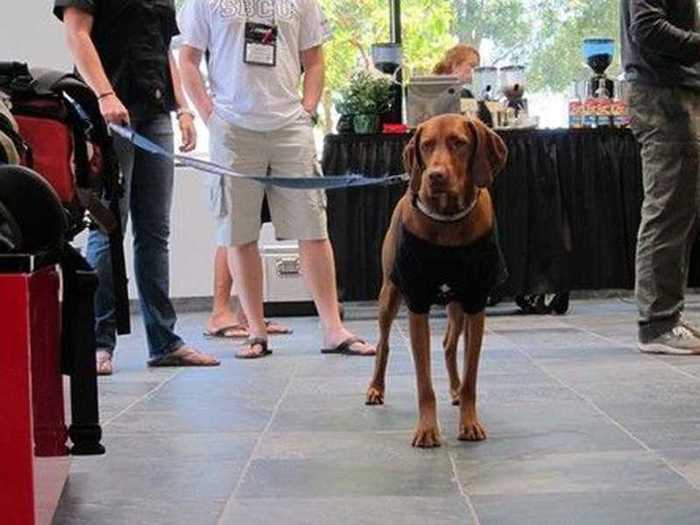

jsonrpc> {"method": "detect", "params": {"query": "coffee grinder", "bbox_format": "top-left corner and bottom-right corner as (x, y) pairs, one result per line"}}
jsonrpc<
(583, 38), (615, 98)
(371, 43), (403, 124)
(499, 65), (527, 117)
(471, 66), (499, 127)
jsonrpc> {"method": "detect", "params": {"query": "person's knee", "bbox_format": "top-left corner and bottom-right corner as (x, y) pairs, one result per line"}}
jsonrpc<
(230, 240), (258, 253)
(299, 238), (328, 249)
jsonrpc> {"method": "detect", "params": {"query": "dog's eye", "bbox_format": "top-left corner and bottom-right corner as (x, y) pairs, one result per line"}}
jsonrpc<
(421, 140), (436, 153)
(448, 137), (468, 150)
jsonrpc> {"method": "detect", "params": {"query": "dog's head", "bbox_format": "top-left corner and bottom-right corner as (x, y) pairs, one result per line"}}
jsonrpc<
(403, 115), (508, 199)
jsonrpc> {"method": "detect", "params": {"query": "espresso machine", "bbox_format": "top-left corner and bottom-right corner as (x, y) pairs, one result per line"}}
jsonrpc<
(583, 38), (615, 98)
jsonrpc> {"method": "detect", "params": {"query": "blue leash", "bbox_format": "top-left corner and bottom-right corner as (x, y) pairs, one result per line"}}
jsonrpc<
(64, 94), (408, 191)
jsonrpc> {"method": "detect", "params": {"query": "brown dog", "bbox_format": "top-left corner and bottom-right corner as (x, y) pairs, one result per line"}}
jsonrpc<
(365, 114), (508, 447)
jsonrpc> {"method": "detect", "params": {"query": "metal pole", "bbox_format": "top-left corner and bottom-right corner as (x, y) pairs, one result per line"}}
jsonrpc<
(388, 0), (403, 124)
(390, 0), (402, 44)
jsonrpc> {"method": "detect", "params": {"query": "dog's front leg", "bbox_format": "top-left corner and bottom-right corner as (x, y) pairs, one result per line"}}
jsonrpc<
(409, 312), (441, 448)
(458, 311), (487, 441)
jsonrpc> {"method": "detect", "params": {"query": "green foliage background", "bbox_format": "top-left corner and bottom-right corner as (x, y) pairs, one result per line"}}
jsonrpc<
(175, 0), (621, 129)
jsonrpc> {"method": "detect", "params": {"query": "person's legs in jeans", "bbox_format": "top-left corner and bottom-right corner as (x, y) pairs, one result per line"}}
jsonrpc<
(129, 114), (184, 359)
(631, 85), (700, 352)
(86, 130), (134, 365)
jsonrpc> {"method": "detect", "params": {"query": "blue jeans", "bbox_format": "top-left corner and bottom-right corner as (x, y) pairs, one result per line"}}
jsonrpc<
(86, 113), (183, 359)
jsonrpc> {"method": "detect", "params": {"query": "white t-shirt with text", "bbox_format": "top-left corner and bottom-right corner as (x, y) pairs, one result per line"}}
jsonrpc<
(178, 0), (331, 132)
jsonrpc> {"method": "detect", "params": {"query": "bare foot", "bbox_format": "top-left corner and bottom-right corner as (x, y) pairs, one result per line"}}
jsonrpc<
(148, 346), (220, 367)
(324, 330), (376, 356)
(264, 320), (293, 335)
(235, 338), (272, 359)
(96, 350), (113, 376)
(206, 311), (249, 338)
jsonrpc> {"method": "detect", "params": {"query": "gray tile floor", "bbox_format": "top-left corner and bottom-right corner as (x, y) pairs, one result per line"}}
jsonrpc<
(54, 297), (700, 525)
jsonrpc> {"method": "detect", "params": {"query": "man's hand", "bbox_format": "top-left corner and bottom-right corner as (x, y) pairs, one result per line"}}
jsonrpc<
(202, 101), (215, 125)
(300, 45), (324, 127)
(178, 112), (197, 152)
(99, 93), (130, 125)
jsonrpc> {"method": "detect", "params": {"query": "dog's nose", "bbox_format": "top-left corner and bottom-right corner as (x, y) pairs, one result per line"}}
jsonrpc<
(428, 171), (446, 184)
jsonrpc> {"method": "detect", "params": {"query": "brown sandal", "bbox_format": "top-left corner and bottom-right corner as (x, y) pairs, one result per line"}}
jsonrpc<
(236, 337), (272, 359)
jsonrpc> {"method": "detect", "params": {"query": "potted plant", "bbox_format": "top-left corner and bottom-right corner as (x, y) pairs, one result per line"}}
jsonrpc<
(336, 71), (392, 134)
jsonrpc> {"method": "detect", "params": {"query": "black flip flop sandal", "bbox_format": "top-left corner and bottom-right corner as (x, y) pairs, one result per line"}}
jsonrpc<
(148, 347), (220, 367)
(236, 337), (272, 359)
(321, 336), (376, 356)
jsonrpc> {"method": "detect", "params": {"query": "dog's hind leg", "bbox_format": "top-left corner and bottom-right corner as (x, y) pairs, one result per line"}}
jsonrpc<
(443, 302), (465, 406)
(366, 281), (402, 405)
(458, 311), (487, 441)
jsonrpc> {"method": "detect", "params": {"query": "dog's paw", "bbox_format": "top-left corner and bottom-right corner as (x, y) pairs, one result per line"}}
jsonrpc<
(365, 384), (385, 405)
(458, 419), (487, 441)
(412, 425), (441, 448)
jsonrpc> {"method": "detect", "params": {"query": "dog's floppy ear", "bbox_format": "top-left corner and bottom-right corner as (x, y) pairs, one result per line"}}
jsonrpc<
(403, 127), (423, 193)
(466, 117), (508, 188)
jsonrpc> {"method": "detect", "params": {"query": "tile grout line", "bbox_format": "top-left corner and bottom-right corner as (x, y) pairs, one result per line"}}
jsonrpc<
(449, 451), (482, 525)
(398, 320), (482, 524)
(505, 329), (700, 491)
(573, 323), (700, 384)
(101, 369), (184, 427)
(217, 361), (301, 523)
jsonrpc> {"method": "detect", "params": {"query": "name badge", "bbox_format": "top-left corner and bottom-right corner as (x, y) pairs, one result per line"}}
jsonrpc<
(244, 22), (278, 67)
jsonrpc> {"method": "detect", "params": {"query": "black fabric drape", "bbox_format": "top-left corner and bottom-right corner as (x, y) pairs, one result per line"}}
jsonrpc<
(322, 129), (699, 302)
(322, 134), (407, 301)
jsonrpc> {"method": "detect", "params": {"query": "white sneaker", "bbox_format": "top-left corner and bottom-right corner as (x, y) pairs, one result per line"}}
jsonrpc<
(680, 318), (700, 338)
(638, 325), (700, 355)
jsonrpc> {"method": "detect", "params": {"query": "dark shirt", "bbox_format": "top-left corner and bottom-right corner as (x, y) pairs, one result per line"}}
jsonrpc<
(391, 224), (507, 315)
(621, 0), (700, 89)
(53, 0), (179, 116)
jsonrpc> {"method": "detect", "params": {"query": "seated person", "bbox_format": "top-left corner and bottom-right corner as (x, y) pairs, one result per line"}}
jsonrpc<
(433, 44), (480, 98)
(434, 44), (493, 127)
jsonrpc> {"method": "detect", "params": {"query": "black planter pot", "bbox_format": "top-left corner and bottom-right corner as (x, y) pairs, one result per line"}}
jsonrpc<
(336, 114), (355, 134)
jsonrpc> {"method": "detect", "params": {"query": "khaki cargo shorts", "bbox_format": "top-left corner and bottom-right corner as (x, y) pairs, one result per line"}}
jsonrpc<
(207, 112), (328, 246)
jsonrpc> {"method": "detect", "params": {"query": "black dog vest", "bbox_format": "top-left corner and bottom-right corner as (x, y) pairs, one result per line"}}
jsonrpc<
(391, 224), (507, 315)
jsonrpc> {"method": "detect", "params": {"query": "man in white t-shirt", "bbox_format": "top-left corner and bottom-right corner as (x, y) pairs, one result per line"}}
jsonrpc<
(178, 0), (376, 358)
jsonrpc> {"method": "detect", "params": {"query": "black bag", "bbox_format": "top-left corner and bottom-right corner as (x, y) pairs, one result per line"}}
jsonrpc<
(0, 62), (130, 335)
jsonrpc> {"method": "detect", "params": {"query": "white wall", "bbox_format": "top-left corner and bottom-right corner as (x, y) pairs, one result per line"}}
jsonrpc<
(1, 2), (221, 299)
(2, 1), (72, 71)
(126, 167), (220, 299)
